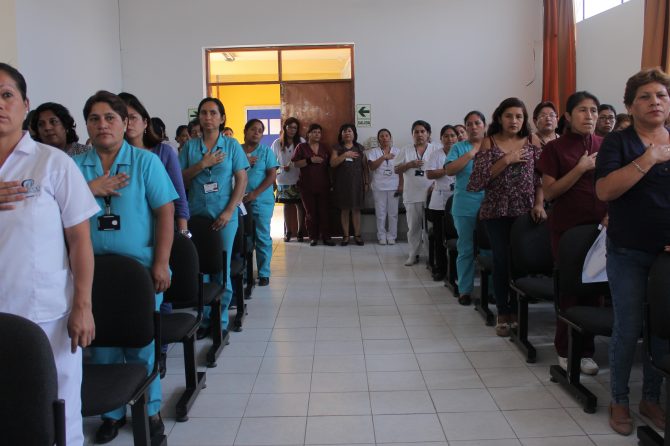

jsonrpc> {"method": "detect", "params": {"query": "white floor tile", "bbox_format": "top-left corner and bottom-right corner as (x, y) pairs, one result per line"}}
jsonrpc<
(305, 415), (375, 444)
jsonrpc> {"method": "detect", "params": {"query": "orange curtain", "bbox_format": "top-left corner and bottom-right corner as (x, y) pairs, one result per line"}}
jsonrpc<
(542, 0), (576, 113)
(641, 0), (670, 72)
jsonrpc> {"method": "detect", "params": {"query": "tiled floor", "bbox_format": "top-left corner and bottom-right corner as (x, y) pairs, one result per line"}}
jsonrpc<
(83, 226), (657, 445)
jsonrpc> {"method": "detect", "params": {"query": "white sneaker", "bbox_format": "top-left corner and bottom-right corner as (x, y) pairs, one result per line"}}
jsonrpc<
(558, 356), (568, 371)
(378, 239), (387, 245)
(404, 256), (416, 266)
(387, 239), (396, 245)
(580, 357), (599, 375)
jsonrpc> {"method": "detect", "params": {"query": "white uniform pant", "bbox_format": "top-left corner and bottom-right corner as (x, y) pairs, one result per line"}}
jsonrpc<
(40, 315), (84, 446)
(405, 201), (427, 258)
(372, 190), (399, 242)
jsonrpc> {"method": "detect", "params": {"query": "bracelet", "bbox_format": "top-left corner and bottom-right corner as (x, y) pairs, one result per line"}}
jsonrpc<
(631, 160), (648, 175)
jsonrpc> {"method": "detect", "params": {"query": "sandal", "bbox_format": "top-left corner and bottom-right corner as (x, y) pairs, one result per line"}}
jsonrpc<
(341, 236), (350, 246)
(354, 235), (364, 246)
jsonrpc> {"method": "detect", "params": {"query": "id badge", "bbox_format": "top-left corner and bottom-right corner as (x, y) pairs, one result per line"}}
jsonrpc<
(345, 158), (354, 162)
(203, 182), (219, 194)
(98, 214), (121, 231)
(383, 169), (393, 176)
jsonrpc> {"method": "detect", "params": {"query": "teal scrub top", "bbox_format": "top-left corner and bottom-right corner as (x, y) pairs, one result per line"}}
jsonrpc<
(445, 141), (485, 217)
(245, 144), (279, 207)
(73, 141), (179, 268)
(179, 135), (249, 219)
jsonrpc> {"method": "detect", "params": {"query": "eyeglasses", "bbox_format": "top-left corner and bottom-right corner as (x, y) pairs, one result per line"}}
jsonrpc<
(537, 113), (557, 120)
(598, 116), (616, 122)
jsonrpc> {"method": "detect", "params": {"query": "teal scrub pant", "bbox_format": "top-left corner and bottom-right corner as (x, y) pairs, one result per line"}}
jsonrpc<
(453, 215), (491, 296)
(251, 201), (274, 278)
(202, 215), (238, 330)
(88, 292), (163, 419)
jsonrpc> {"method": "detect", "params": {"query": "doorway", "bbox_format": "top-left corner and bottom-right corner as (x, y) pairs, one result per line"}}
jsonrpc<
(205, 45), (355, 145)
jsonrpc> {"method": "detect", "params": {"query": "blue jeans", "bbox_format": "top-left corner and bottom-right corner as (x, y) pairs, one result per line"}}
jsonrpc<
(484, 217), (517, 316)
(607, 238), (666, 404)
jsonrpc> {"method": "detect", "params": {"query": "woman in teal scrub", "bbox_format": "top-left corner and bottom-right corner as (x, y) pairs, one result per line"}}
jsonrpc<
(73, 90), (178, 443)
(242, 119), (279, 286)
(179, 97), (249, 338)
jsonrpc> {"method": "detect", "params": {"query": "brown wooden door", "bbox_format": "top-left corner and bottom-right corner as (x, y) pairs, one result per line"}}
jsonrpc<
(281, 81), (355, 148)
(281, 81), (355, 237)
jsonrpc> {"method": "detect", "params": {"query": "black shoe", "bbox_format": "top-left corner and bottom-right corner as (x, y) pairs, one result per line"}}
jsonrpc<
(340, 236), (350, 246)
(196, 326), (210, 340)
(159, 352), (167, 379)
(323, 239), (336, 246)
(95, 418), (126, 444)
(354, 236), (364, 246)
(149, 413), (165, 438)
(297, 235), (305, 242)
(284, 232), (292, 242)
(310, 239), (318, 246)
(432, 271), (446, 281)
(458, 294), (472, 306)
(258, 277), (270, 286)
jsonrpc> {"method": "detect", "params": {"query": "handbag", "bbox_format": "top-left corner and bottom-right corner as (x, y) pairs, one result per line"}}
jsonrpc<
(582, 226), (608, 283)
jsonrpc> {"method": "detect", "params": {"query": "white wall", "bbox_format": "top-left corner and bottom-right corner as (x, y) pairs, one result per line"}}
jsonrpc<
(14, 0), (123, 139)
(576, 0), (643, 112)
(0, 0), (18, 66)
(119, 0), (543, 147)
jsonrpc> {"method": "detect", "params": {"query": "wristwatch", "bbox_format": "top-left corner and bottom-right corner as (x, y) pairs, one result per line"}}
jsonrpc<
(179, 229), (192, 239)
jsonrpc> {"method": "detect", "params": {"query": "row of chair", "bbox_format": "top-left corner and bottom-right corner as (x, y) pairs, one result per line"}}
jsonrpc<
(0, 211), (258, 446)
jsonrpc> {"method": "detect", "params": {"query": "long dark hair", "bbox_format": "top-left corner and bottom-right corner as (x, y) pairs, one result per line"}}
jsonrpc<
(280, 117), (301, 150)
(118, 92), (162, 148)
(197, 97), (226, 131)
(487, 97), (531, 137)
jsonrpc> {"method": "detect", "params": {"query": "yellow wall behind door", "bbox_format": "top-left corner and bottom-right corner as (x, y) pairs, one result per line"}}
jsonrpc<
(213, 84), (281, 141)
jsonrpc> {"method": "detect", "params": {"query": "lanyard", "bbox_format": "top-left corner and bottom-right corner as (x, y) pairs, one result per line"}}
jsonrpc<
(414, 145), (425, 161)
(103, 165), (121, 215)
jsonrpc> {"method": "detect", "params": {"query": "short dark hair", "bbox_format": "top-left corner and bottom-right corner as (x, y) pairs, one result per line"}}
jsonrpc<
(624, 68), (670, 107)
(83, 90), (128, 122)
(281, 117), (302, 148)
(30, 102), (80, 144)
(565, 91), (600, 114)
(222, 126), (234, 134)
(197, 97), (226, 131)
(532, 101), (557, 121)
(0, 63), (27, 100)
(187, 118), (200, 134)
(487, 97), (531, 137)
(307, 123), (322, 134)
(463, 111), (486, 125)
(244, 118), (265, 134)
(118, 92), (162, 148)
(411, 120), (431, 134)
(614, 113), (632, 130)
(598, 104), (616, 114)
(377, 128), (392, 140)
(440, 124), (458, 138)
(175, 125), (188, 138)
(337, 123), (358, 145)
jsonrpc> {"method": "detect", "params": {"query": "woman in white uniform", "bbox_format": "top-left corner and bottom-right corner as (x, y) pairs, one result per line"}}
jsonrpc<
(426, 125), (458, 280)
(394, 120), (438, 265)
(0, 63), (99, 446)
(368, 128), (401, 244)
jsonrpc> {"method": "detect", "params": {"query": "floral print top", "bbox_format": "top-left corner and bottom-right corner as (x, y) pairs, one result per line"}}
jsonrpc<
(466, 136), (542, 220)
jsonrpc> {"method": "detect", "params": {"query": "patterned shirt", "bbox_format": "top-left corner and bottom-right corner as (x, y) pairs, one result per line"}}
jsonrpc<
(467, 136), (541, 220)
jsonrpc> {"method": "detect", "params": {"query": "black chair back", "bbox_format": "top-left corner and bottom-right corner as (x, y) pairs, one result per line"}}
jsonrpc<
(648, 253), (670, 340)
(0, 312), (64, 446)
(443, 195), (458, 240)
(165, 232), (201, 309)
(510, 214), (553, 278)
(90, 255), (156, 348)
(556, 224), (609, 298)
(190, 216), (224, 275)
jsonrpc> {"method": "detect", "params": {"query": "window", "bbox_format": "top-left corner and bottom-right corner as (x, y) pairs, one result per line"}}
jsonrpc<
(574, 0), (631, 22)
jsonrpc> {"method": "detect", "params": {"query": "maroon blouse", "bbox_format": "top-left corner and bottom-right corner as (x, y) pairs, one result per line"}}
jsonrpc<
(292, 142), (331, 193)
(467, 136), (542, 220)
(537, 132), (607, 234)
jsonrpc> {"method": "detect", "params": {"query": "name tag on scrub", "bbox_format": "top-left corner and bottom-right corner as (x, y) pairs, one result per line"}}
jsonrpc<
(203, 182), (219, 194)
